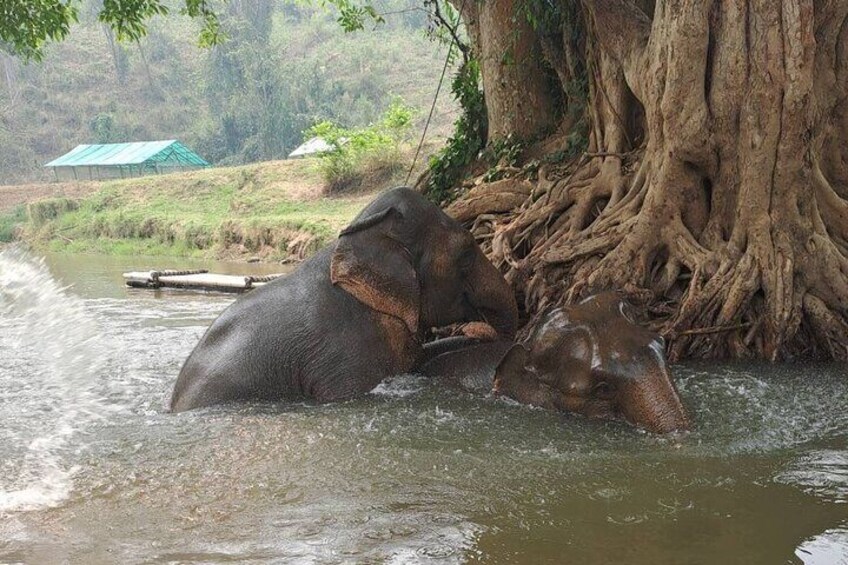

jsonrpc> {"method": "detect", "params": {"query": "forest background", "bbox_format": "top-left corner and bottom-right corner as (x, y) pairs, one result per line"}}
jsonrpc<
(0, 0), (458, 183)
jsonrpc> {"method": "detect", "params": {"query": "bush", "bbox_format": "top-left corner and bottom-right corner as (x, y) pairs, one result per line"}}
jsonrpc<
(306, 98), (415, 191)
(0, 205), (27, 242)
(27, 198), (80, 227)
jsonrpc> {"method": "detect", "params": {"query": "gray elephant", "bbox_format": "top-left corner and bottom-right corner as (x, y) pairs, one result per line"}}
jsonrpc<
(420, 292), (690, 434)
(170, 187), (518, 412)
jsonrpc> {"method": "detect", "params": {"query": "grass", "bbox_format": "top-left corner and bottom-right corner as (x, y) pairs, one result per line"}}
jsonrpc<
(0, 205), (27, 242)
(3, 159), (377, 260)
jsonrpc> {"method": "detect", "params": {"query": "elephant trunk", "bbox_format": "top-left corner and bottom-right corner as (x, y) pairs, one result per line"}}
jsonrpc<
(466, 250), (518, 339)
(619, 367), (690, 434)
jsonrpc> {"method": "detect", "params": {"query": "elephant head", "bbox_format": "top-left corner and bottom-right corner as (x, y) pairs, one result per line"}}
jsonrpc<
(330, 187), (518, 341)
(493, 292), (690, 434)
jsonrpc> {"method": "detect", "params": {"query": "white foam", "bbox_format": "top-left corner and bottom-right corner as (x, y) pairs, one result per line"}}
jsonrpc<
(369, 375), (426, 398)
(795, 528), (848, 565)
(0, 461), (77, 513)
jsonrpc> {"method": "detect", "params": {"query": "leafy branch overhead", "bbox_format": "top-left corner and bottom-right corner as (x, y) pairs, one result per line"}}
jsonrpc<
(320, 0), (385, 32)
(0, 0), (223, 60)
(1, 0), (467, 60)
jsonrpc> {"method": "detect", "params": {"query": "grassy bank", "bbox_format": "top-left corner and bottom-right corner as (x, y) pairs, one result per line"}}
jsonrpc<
(0, 159), (376, 261)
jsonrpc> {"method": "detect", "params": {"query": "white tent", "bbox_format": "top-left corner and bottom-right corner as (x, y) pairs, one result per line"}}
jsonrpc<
(288, 137), (346, 159)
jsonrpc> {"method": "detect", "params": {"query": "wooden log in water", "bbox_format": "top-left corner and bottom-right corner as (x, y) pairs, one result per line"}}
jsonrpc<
(123, 269), (284, 293)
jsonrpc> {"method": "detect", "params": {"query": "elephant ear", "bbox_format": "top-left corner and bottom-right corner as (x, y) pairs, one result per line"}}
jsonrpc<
(331, 207), (420, 335)
(492, 344), (531, 392)
(492, 344), (557, 409)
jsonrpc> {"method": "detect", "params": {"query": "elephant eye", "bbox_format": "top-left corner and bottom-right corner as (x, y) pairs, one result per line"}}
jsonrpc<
(458, 247), (475, 273)
(592, 381), (614, 399)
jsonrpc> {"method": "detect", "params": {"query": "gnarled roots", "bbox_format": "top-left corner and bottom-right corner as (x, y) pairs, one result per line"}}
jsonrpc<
(447, 150), (848, 361)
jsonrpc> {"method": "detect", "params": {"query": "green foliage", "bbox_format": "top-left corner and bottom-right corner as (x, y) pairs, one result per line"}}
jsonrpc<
(199, 3), (292, 165)
(421, 0), (466, 62)
(0, 0), (79, 61)
(89, 112), (128, 143)
(0, 0), (222, 61)
(486, 135), (523, 167)
(99, 0), (168, 42)
(0, 205), (27, 242)
(181, 0), (225, 47)
(381, 98), (415, 132)
(306, 98), (415, 189)
(522, 0), (588, 133)
(329, 0), (385, 32)
(425, 57), (487, 204)
(519, 0), (564, 37)
(479, 135), (524, 182)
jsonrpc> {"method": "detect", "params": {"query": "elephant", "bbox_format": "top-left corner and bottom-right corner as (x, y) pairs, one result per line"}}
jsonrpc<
(169, 187), (518, 412)
(419, 292), (690, 434)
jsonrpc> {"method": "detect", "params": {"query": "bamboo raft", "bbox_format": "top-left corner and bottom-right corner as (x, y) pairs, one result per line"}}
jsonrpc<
(123, 269), (284, 293)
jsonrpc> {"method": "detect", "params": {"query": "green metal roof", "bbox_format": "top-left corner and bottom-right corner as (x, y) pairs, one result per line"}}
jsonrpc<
(44, 140), (210, 168)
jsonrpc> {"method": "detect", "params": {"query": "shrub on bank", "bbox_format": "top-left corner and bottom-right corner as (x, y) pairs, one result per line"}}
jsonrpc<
(306, 98), (415, 192)
(28, 198), (79, 227)
(0, 205), (26, 242)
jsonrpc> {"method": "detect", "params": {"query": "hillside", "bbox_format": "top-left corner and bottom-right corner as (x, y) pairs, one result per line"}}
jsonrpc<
(0, 1), (459, 184)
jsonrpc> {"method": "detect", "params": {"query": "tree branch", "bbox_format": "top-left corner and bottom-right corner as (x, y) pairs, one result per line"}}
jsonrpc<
(431, 0), (470, 62)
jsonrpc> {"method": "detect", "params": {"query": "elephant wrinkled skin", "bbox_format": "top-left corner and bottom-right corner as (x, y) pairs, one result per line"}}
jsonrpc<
(170, 187), (518, 412)
(420, 293), (690, 434)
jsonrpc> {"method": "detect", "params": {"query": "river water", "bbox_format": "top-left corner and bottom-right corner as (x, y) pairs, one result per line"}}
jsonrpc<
(0, 248), (846, 564)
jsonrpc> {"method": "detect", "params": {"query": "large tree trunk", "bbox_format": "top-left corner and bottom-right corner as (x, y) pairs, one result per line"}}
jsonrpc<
(458, 0), (558, 139)
(447, 0), (848, 360)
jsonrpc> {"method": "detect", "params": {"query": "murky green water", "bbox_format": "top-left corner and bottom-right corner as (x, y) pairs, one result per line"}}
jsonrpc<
(0, 249), (846, 564)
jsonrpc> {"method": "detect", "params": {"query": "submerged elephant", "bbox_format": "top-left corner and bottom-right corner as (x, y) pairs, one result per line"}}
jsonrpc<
(420, 293), (690, 434)
(170, 187), (518, 412)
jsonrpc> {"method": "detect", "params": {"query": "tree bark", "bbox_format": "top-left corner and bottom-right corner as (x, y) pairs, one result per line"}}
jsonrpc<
(448, 0), (848, 361)
(457, 0), (559, 140)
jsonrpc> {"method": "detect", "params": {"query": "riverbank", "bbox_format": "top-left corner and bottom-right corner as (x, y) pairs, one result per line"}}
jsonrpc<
(0, 159), (378, 261)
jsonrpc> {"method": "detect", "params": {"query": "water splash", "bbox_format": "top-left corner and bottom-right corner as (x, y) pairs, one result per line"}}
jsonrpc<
(795, 527), (848, 565)
(676, 364), (848, 454)
(369, 374), (427, 398)
(0, 247), (108, 512)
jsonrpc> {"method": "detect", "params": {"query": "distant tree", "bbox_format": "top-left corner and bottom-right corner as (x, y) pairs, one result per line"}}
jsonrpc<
(100, 24), (128, 84)
(201, 0), (292, 163)
(0, 43), (19, 102)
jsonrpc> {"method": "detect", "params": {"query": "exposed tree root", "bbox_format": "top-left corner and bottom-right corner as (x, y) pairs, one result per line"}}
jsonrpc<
(445, 178), (533, 223)
(447, 142), (848, 361)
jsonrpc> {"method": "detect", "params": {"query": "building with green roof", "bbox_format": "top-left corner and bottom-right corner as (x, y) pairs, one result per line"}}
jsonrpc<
(45, 140), (210, 181)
